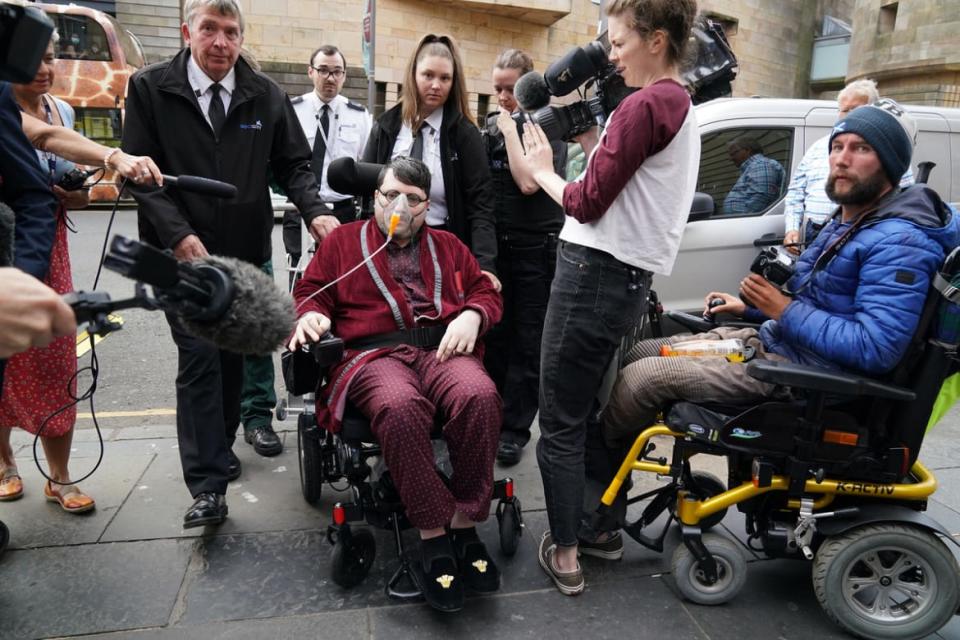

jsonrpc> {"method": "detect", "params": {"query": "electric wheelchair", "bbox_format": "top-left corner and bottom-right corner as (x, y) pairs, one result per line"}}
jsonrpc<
(283, 335), (523, 599)
(594, 249), (960, 639)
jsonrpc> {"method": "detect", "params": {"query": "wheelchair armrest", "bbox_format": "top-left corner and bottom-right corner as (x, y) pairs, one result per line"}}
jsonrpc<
(664, 311), (763, 335)
(746, 360), (916, 402)
(664, 311), (715, 334)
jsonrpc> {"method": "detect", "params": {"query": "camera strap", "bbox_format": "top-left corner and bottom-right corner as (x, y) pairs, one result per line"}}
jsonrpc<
(787, 189), (898, 295)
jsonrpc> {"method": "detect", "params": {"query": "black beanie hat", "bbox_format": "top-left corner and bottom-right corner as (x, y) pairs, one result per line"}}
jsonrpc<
(829, 99), (916, 186)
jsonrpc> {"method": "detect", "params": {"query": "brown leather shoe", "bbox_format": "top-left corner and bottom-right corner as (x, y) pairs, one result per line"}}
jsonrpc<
(0, 466), (23, 501)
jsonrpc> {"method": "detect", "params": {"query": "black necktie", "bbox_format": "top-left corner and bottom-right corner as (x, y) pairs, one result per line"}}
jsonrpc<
(312, 104), (330, 183)
(208, 83), (225, 137)
(410, 124), (427, 160)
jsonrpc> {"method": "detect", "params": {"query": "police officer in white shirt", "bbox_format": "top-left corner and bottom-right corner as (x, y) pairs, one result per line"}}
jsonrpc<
(289, 45), (372, 261)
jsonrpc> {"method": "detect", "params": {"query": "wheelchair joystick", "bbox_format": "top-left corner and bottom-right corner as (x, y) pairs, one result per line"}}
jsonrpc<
(703, 297), (726, 321)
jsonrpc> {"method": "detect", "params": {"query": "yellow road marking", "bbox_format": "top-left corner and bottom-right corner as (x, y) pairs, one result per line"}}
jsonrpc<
(76, 314), (124, 357)
(76, 408), (177, 419)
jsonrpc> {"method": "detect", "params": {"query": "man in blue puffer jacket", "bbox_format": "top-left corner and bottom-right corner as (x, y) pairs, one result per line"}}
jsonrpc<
(601, 99), (960, 452)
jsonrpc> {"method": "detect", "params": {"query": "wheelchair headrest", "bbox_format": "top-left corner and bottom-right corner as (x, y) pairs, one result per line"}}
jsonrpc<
(327, 157), (384, 198)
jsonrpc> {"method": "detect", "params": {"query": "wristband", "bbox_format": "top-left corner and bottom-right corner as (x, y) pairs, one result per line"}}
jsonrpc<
(103, 147), (121, 169)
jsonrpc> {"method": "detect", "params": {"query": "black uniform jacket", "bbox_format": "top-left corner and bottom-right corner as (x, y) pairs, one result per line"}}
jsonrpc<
(122, 49), (325, 264)
(362, 101), (497, 273)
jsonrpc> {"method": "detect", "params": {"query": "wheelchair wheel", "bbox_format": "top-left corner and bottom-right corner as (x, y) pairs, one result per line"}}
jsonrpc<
(330, 528), (376, 588)
(497, 499), (522, 557)
(812, 523), (960, 640)
(669, 471), (728, 531)
(0, 519), (8, 558)
(297, 413), (323, 504)
(671, 532), (747, 605)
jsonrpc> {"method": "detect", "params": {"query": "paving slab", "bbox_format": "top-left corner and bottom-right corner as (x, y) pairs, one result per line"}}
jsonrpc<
(66, 610), (372, 640)
(0, 453), (152, 548)
(367, 575), (707, 640)
(0, 539), (191, 640)
(99, 440), (350, 542)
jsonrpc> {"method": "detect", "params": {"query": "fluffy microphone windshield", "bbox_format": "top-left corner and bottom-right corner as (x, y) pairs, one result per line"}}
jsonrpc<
(514, 71), (551, 111)
(0, 202), (14, 267)
(179, 256), (295, 355)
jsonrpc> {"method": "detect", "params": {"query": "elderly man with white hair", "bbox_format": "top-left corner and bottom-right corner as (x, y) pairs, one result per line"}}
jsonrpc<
(121, 0), (339, 528)
(783, 79), (913, 252)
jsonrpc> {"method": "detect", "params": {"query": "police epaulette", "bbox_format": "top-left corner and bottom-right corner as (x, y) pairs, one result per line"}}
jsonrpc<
(346, 101), (366, 112)
(290, 95), (304, 104)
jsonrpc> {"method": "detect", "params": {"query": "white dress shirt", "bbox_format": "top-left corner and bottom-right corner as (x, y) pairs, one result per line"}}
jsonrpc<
(187, 56), (236, 130)
(391, 108), (447, 227)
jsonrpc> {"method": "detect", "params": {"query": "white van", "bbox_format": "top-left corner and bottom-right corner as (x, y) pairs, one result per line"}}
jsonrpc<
(655, 98), (960, 312)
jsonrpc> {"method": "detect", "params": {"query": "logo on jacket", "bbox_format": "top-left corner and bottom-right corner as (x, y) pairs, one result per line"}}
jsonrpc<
(240, 120), (263, 130)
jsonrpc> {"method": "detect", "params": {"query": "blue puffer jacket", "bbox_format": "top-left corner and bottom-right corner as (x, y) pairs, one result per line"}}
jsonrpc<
(761, 185), (959, 375)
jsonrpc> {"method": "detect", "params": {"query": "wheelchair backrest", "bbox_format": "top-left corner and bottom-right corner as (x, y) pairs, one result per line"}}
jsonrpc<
(885, 246), (960, 463)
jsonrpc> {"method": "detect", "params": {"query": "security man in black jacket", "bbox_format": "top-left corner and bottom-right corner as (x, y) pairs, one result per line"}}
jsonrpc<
(121, 0), (337, 528)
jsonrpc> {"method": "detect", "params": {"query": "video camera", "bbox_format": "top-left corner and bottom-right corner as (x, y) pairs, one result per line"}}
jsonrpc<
(0, 2), (54, 83)
(515, 16), (738, 142)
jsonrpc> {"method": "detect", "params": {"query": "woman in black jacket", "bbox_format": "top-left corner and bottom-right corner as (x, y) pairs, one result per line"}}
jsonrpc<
(362, 34), (498, 283)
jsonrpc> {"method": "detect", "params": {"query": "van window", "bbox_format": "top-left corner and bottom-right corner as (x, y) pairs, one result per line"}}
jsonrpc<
(74, 107), (122, 146)
(52, 14), (111, 62)
(106, 14), (146, 68)
(697, 127), (793, 217)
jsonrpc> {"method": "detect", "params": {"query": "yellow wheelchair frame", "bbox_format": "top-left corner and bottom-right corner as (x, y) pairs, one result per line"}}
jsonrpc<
(597, 421), (959, 640)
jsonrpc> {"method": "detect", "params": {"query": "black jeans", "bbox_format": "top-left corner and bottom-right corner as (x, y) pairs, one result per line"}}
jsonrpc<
(167, 313), (244, 497)
(536, 241), (650, 546)
(483, 232), (557, 447)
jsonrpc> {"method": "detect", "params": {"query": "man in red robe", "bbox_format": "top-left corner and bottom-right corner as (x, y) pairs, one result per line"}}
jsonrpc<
(290, 157), (503, 612)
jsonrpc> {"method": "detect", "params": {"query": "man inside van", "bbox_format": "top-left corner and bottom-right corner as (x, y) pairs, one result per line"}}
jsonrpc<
(602, 100), (958, 459)
(783, 79), (913, 252)
(722, 136), (785, 214)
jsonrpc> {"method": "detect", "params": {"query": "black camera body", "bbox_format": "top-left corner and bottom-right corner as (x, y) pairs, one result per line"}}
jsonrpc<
(519, 17), (738, 142)
(750, 247), (796, 288)
(0, 4), (54, 83)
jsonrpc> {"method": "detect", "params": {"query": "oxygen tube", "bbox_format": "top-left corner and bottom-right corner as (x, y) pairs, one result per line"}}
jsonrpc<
(295, 194), (412, 312)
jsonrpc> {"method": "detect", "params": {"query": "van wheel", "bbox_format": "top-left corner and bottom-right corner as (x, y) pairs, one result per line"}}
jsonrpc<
(813, 523), (960, 639)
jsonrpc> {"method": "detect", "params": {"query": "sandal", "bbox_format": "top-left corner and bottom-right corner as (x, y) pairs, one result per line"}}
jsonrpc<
(0, 465), (23, 501)
(44, 480), (95, 513)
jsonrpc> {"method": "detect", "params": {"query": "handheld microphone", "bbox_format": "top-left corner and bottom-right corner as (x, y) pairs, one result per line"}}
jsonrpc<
(160, 175), (238, 200)
(327, 157), (383, 198)
(71, 236), (296, 355)
(514, 72), (551, 111)
(0, 202), (14, 268)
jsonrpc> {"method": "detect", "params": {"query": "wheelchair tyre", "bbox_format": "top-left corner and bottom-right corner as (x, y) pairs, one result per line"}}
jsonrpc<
(0, 519), (8, 558)
(671, 533), (747, 605)
(812, 523), (960, 640)
(498, 501), (522, 557)
(297, 413), (323, 504)
(669, 471), (728, 531)
(330, 528), (376, 588)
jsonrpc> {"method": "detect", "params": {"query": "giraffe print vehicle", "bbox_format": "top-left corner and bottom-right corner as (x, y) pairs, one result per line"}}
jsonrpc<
(39, 3), (145, 203)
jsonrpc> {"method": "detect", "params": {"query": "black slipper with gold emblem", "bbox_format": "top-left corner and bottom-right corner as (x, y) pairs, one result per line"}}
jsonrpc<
(451, 527), (501, 594)
(411, 534), (464, 612)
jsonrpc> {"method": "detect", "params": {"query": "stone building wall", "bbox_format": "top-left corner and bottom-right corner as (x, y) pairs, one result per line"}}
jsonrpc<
(847, 0), (960, 107)
(115, 0), (182, 63)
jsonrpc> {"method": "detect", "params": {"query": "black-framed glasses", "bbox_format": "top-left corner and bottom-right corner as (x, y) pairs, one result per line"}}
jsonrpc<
(378, 190), (428, 207)
(311, 66), (344, 79)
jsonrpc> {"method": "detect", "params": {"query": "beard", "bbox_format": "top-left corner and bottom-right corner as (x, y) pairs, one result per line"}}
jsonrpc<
(826, 170), (888, 205)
